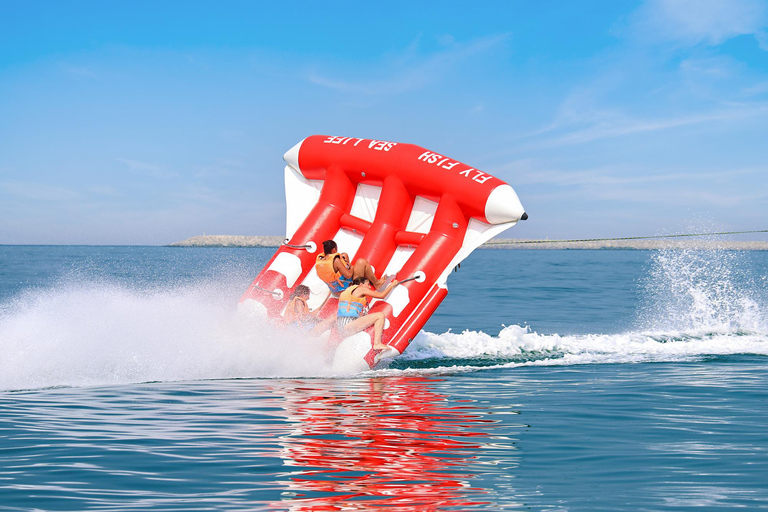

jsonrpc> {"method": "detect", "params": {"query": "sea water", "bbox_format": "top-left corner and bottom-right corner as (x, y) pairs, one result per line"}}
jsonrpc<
(1, 246), (767, 511)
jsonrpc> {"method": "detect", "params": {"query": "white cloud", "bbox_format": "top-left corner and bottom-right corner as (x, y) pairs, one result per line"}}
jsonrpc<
(629, 0), (768, 48)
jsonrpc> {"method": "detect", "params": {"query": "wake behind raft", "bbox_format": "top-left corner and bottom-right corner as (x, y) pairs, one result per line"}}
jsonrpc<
(238, 135), (527, 372)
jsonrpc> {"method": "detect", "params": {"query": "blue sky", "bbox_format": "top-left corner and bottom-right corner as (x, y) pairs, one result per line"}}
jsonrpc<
(1, 0), (767, 245)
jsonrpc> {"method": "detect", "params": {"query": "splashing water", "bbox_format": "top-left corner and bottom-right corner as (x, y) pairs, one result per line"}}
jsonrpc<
(638, 248), (766, 335)
(0, 279), (333, 391)
(1, 247), (767, 391)
(384, 247), (768, 374)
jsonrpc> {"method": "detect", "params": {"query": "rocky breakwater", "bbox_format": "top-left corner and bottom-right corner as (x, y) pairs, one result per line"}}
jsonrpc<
(169, 235), (284, 247)
(169, 235), (768, 250)
(484, 239), (768, 250)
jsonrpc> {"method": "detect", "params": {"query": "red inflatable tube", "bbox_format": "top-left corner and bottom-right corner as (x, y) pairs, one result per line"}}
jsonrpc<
(238, 135), (526, 372)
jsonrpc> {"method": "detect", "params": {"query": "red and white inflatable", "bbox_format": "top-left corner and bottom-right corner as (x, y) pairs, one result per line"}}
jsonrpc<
(239, 135), (527, 372)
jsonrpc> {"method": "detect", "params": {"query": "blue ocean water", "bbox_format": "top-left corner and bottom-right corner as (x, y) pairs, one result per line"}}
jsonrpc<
(1, 245), (767, 510)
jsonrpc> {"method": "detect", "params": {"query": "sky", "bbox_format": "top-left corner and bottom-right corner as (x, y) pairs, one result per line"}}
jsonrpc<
(1, 0), (767, 245)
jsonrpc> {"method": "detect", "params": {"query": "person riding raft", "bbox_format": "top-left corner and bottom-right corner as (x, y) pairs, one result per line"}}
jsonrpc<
(315, 239), (387, 293)
(337, 276), (398, 351)
(283, 285), (312, 325)
(283, 284), (336, 333)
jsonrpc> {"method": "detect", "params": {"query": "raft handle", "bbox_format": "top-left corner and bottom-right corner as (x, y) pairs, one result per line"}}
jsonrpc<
(282, 240), (317, 253)
(252, 285), (283, 299)
(399, 271), (426, 284)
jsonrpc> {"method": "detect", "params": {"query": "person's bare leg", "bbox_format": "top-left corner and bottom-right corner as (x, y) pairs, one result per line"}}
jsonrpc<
(339, 312), (391, 351)
(341, 312), (390, 350)
(370, 314), (388, 350)
(309, 315), (335, 336)
(352, 258), (385, 288)
(341, 313), (377, 336)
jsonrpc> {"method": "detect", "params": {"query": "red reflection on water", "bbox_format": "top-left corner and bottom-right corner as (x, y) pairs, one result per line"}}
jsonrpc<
(268, 377), (498, 511)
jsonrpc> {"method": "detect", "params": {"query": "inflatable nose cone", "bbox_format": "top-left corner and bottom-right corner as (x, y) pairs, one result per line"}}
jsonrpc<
(283, 139), (305, 171)
(485, 184), (526, 224)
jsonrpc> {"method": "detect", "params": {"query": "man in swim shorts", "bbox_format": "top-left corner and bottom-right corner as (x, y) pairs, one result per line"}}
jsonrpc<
(315, 239), (386, 294)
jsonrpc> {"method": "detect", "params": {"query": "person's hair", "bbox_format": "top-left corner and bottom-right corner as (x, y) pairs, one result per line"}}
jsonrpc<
(352, 277), (368, 286)
(322, 240), (337, 254)
(290, 284), (310, 299)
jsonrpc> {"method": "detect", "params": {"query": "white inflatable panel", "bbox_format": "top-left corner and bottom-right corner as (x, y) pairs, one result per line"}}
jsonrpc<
(300, 267), (332, 310)
(331, 332), (373, 373)
(437, 218), (516, 286)
(267, 252), (303, 288)
(284, 165), (323, 241)
(386, 285), (411, 317)
(349, 184), (382, 223)
(406, 196), (438, 234)
(333, 227), (365, 259)
(383, 246), (415, 277)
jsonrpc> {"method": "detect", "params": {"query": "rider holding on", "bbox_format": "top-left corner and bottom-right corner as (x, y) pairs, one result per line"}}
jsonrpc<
(283, 285), (312, 326)
(284, 284), (337, 334)
(315, 239), (386, 294)
(337, 276), (398, 351)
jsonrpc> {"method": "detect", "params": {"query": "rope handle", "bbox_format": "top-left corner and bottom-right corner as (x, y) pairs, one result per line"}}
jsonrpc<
(394, 271), (426, 285)
(282, 240), (317, 252)
(252, 285), (283, 299)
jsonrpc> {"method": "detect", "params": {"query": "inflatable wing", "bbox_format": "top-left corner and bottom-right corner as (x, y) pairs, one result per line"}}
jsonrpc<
(239, 136), (527, 371)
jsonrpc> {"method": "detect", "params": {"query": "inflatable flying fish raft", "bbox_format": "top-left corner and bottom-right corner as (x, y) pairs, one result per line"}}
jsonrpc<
(239, 135), (527, 372)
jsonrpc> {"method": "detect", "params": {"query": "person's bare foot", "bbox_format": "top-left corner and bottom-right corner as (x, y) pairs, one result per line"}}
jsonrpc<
(375, 275), (388, 289)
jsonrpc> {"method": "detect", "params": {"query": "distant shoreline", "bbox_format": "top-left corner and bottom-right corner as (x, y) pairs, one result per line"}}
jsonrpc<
(168, 235), (768, 250)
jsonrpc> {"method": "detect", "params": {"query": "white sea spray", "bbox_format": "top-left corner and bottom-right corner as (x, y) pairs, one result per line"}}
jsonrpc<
(638, 247), (766, 334)
(0, 278), (333, 391)
(394, 246), (768, 373)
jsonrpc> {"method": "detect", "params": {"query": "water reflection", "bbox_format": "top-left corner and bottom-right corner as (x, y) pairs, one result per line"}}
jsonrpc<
(267, 376), (519, 511)
(1, 377), (523, 510)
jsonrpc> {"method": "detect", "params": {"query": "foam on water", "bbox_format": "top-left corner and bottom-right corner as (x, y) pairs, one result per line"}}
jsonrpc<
(1, 247), (766, 391)
(394, 246), (768, 372)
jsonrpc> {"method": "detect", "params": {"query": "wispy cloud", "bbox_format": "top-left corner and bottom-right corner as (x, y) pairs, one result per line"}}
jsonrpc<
(503, 164), (765, 188)
(513, 104), (768, 150)
(586, 186), (767, 208)
(61, 65), (99, 79)
(511, 1), (768, 153)
(508, 167), (768, 210)
(0, 181), (81, 202)
(626, 0), (768, 48)
(758, 30), (768, 50)
(116, 158), (180, 179)
(307, 33), (509, 95)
